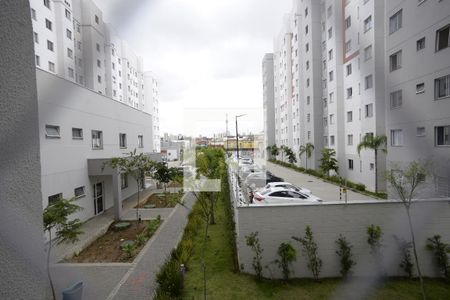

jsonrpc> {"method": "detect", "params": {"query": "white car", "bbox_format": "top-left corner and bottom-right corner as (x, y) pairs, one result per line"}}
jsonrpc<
(261, 182), (312, 195)
(252, 187), (322, 204)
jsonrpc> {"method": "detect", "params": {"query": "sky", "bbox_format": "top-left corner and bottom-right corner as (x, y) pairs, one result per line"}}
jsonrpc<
(93, 0), (292, 137)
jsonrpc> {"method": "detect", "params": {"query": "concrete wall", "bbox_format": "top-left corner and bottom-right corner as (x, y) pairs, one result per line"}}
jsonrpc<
(0, 1), (49, 298)
(236, 199), (450, 279)
(37, 69), (153, 222)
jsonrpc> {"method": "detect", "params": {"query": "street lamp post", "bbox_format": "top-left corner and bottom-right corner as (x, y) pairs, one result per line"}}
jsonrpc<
(235, 114), (246, 164)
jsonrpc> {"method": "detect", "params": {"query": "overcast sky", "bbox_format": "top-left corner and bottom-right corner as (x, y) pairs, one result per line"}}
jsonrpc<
(94, 0), (292, 137)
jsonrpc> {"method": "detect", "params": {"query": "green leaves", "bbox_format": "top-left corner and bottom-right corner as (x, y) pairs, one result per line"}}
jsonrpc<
(357, 134), (387, 155)
(319, 148), (339, 177)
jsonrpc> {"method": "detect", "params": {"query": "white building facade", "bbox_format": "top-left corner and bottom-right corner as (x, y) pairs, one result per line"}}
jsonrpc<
(262, 53), (276, 152)
(144, 72), (161, 152)
(265, 0), (450, 193)
(30, 0), (162, 221)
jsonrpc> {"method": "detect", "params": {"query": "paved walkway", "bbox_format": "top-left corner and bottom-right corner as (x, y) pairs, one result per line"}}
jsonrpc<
(266, 161), (375, 202)
(51, 192), (195, 300)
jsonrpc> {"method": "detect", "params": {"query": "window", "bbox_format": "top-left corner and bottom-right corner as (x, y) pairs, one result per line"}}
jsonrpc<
(390, 90), (402, 108)
(74, 186), (85, 198)
(97, 59), (101, 67)
(323, 136), (328, 146)
(364, 45), (372, 61)
(435, 126), (450, 145)
(390, 50), (402, 71)
(67, 48), (73, 58)
(329, 92), (334, 103)
(305, 7), (308, 16)
(48, 61), (55, 72)
(417, 37), (425, 51)
(436, 24), (450, 51)
(306, 43), (309, 52)
(119, 133), (127, 148)
(35, 55), (40, 66)
(306, 61), (309, 70)
(96, 43), (100, 52)
(365, 74), (373, 89)
(330, 135), (335, 146)
(327, 5), (332, 18)
(92, 130), (103, 149)
(78, 58), (82, 67)
(112, 62), (115, 70)
(95, 15), (99, 24)
(348, 135), (353, 146)
(345, 40), (351, 53)
(389, 9), (402, 34)
(308, 131), (311, 140)
(416, 83), (425, 94)
(345, 16), (351, 29)
(307, 113), (311, 123)
(307, 96), (310, 105)
(365, 103), (373, 118)
(66, 29), (72, 39)
(65, 9), (71, 20)
(33, 32), (39, 43)
(138, 135), (144, 148)
(328, 49), (333, 60)
(346, 64), (352, 76)
(48, 193), (62, 206)
(97, 75), (102, 83)
(68, 67), (74, 78)
(328, 27), (333, 39)
(121, 173), (128, 189)
(391, 129), (403, 146)
(305, 25), (308, 35)
(47, 40), (54, 51)
(78, 41), (81, 50)
(416, 127), (426, 137)
(435, 74), (450, 99)
(44, 0), (51, 9)
(45, 125), (60, 138)
(348, 159), (354, 170)
(329, 114), (335, 125)
(306, 78), (310, 87)
(347, 111), (353, 122)
(31, 8), (37, 20)
(329, 71), (334, 82)
(347, 87), (353, 99)
(364, 16), (372, 32)
(45, 19), (52, 30)
(72, 128), (83, 139)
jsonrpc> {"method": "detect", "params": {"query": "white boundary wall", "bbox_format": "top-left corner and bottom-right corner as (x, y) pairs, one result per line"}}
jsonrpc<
(236, 199), (450, 279)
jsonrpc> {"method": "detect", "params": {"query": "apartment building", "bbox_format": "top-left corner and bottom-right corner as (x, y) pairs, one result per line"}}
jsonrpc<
(265, 0), (450, 193)
(144, 71), (161, 152)
(30, 0), (162, 222)
(385, 0), (450, 197)
(262, 53), (276, 151)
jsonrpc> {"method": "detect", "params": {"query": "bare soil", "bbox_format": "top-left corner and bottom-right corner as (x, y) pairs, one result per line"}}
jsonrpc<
(66, 220), (160, 263)
(136, 192), (184, 208)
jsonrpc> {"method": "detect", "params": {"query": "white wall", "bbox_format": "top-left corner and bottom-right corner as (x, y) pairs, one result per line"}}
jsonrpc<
(236, 199), (450, 279)
(37, 69), (153, 222)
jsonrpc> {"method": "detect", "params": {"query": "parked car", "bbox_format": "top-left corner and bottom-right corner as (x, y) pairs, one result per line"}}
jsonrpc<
(252, 187), (322, 204)
(261, 182), (312, 195)
(240, 164), (264, 180)
(244, 171), (284, 188)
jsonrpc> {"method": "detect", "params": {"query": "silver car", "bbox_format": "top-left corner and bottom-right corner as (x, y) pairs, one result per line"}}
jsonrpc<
(252, 187), (322, 204)
(261, 182), (312, 195)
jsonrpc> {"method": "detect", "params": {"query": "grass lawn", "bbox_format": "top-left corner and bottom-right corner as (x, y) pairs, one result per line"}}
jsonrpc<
(182, 193), (450, 299)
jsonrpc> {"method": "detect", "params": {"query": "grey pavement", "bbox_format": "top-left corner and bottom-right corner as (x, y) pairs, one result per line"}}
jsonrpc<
(265, 161), (375, 202)
(108, 192), (195, 300)
(122, 207), (173, 221)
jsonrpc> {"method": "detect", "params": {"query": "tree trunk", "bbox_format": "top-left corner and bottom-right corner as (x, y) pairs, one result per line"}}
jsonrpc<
(136, 179), (140, 222)
(202, 218), (210, 300)
(209, 195), (215, 225)
(305, 154), (308, 170)
(374, 149), (378, 194)
(406, 208), (427, 300)
(47, 230), (56, 300)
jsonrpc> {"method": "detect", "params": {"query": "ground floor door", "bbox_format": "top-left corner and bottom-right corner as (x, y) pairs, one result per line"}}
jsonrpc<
(93, 182), (104, 215)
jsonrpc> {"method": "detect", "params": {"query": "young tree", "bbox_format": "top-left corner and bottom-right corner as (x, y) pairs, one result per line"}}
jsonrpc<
(268, 144), (280, 160)
(386, 160), (431, 300)
(43, 198), (83, 300)
(245, 232), (264, 281)
(153, 162), (180, 192)
(275, 242), (297, 281)
(319, 148), (339, 177)
(292, 225), (322, 281)
(107, 149), (155, 221)
(299, 143), (315, 170)
(357, 134), (387, 193)
(283, 146), (297, 164)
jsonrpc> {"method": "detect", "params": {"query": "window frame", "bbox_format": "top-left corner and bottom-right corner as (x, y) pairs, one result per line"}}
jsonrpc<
(389, 9), (402, 34)
(436, 24), (450, 52)
(389, 50), (402, 72)
(74, 186), (85, 198)
(390, 90), (403, 109)
(390, 129), (403, 146)
(119, 133), (127, 149)
(435, 125), (450, 146)
(45, 125), (60, 138)
(434, 74), (450, 100)
(91, 130), (103, 150)
(72, 128), (83, 139)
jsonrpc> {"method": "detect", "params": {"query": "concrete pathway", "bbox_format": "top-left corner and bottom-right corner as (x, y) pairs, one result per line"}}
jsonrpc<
(266, 161), (375, 202)
(51, 192), (195, 300)
(122, 208), (173, 221)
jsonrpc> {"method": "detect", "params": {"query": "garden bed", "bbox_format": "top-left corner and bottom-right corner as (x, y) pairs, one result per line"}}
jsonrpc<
(136, 191), (184, 208)
(67, 219), (161, 263)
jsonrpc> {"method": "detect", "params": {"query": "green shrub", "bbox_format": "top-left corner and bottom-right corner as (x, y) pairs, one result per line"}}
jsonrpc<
(146, 219), (160, 235)
(156, 259), (183, 298)
(275, 242), (297, 281)
(245, 232), (264, 281)
(173, 239), (194, 267)
(393, 236), (414, 278)
(346, 181), (356, 189)
(426, 235), (450, 279)
(293, 225), (322, 281)
(354, 183), (366, 191)
(135, 232), (148, 246)
(121, 243), (135, 259)
(335, 235), (356, 277)
(367, 224), (384, 275)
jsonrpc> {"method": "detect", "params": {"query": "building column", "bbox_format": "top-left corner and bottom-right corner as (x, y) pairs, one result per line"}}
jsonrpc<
(112, 171), (122, 220)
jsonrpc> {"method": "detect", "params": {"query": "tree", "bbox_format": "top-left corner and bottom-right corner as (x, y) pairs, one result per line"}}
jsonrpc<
(386, 160), (432, 300)
(43, 198), (83, 300)
(275, 242), (297, 281)
(292, 225), (322, 281)
(299, 143), (315, 170)
(107, 149), (155, 221)
(357, 134), (387, 193)
(267, 144), (280, 160)
(153, 162), (180, 192)
(319, 148), (338, 177)
(283, 146), (297, 164)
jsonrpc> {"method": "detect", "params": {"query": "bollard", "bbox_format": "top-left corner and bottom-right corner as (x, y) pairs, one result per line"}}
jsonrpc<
(180, 264), (186, 289)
